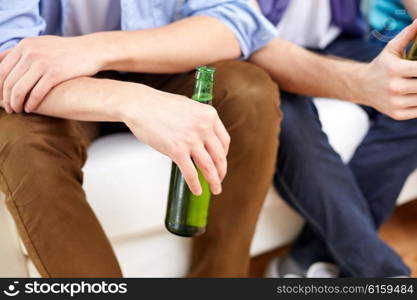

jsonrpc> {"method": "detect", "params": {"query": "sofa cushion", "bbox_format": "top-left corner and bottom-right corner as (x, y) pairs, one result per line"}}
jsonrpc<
(83, 133), (172, 240)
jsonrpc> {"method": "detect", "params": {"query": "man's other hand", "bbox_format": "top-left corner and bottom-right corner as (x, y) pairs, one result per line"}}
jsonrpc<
(0, 35), (104, 114)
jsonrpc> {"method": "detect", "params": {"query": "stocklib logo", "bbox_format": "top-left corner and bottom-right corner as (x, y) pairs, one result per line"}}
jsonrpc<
(3, 281), (20, 297)
(1, 280), (128, 298)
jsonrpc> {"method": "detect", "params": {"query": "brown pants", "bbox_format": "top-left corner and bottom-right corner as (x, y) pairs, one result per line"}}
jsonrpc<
(0, 61), (281, 277)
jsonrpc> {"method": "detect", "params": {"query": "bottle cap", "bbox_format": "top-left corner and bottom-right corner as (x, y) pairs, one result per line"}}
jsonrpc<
(195, 66), (216, 82)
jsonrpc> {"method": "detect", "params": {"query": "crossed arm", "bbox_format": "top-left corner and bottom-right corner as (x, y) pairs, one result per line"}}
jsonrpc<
(0, 16), (240, 114)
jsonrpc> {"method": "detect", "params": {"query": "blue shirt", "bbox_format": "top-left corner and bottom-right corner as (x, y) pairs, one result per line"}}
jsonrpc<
(0, 0), (277, 59)
(369, 0), (412, 32)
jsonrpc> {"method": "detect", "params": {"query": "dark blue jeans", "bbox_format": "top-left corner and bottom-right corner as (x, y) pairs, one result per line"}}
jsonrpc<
(274, 36), (416, 277)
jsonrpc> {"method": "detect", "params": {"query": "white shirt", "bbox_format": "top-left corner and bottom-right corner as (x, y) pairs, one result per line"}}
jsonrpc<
(62, 0), (121, 37)
(276, 0), (341, 49)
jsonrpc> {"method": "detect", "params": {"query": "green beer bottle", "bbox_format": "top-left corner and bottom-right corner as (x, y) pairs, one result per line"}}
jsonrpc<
(407, 37), (417, 60)
(165, 66), (216, 237)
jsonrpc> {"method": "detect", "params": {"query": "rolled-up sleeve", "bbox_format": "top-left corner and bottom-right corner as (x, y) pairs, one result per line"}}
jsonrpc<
(0, 0), (45, 52)
(182, 0), (277, 59)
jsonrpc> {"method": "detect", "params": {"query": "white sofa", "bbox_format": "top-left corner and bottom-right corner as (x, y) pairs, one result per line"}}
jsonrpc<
(1, 99), (416, 277)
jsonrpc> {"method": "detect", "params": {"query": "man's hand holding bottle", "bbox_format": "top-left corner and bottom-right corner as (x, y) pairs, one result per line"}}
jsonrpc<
(358, 20), (417, 120)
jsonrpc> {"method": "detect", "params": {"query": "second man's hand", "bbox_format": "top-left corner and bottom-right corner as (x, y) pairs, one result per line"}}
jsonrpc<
(357, 19), (417, 120)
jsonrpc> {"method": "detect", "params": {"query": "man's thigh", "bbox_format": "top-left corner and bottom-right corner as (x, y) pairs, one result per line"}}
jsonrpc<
(0, 109), (100, 183)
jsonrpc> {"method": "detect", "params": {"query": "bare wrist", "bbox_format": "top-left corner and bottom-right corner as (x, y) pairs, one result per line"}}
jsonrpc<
(78, 33), (118, 72)
(111, 82), (154, 125)
(98, 80), (133, 122)
(344, 62), (368, 105)
(88, 32), (128, 72)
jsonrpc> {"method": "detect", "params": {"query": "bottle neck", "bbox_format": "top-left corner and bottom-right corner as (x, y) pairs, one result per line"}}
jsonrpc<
(192, 80), (213, 104)
(407, 38), (417, 60)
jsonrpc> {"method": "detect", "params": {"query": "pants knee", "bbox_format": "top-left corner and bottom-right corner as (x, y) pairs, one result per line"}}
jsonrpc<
(213, 61), (280, 113)
(280, 94), (325, 152)
(211, 61), (282, 149)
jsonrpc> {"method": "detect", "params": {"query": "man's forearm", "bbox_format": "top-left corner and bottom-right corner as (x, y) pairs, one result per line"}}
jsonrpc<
(250, 38), (364, 103)
(0, 77), (134, 122)
(93, 16), (241, 73)
(0, 15), (243, 114)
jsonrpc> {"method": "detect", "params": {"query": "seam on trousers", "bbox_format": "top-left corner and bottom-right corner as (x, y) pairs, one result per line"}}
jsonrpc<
(0, 168), (51, 278)
(276, 174), (356, 276)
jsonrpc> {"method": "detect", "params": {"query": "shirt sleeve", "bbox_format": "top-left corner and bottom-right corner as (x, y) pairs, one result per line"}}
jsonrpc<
(0, 0), (45, 52)
(182, 0), (277, 59)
